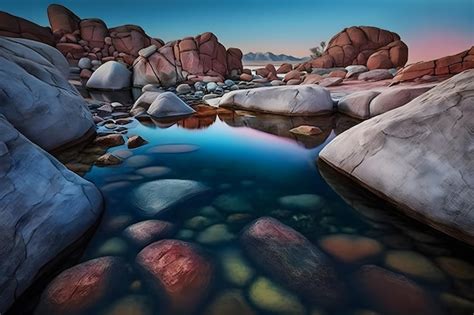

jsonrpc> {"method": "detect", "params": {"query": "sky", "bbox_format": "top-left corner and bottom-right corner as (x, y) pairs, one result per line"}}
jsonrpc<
(2, 0), (473, 62)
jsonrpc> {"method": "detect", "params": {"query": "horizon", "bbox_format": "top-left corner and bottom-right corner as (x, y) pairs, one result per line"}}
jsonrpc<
(2, 0), (474, 63)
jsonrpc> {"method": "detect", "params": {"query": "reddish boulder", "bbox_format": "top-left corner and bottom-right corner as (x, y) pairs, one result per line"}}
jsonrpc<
(136, 240), (214, 313)
(47, 4), (81, 37)
(227, 47), (244, 74)
(56, 43), (86, 59)
(283, 69), (302, 82)
(123, 220), (175, 247)
(80, 19), (108, 49)
(277, 63), (293, 74)
(36, 257), (128, 314)
(110, 25), (152, 57)
(0, 11), (55, 46)
(240, 217), (346, 309)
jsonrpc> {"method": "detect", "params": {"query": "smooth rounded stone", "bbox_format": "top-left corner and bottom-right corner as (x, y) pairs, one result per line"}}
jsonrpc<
(138, 44), (157, 58)
(435, 256), (474, 280)
(198, 206), (223, 219)
(125, 155), (153, 167)
(196, 224), (236, 245)
(146, 92), (196, 118)
(319, 234), (383, 263)
(136, 240), (214, 313)
(219, 248), (255, 286)
(440, 293), (474, 315)
(311, 67), (346, 76)
(135, 166), (171, 178)
(123, 220), (175, 247)
(249, 277), (306, 315)
(217, 85), (333, 115)
(226, 213), (253, 224)
(100, 181), (131, 193)
(278, 194), (323, 210)
(176, 83), (192, 94)
(78, 57), (92, 69)
(202, 93), (220, 101)
(103, 295), (154, 315)
(369, 86), (433, 117)
(213, 193), (252, 213)
(96, 237), (129, 256)
(36, 257), (128, 314)
(104, 123), (117, 129)
(86, 61), (132, 90)
(204, 290), (256, 315)
(358, 69), (393, 81)
(147, 144), (199, 154)
(142, 84), (162, 92)
(289, 125), (323, 136)
(127, 135), (148, 149)
(94, 134), (125, 147)
(385, 250), (446, 283)
(132, 179), (209, 216)
(241, 217), (346, 309)
(184, 215), (215, 230)
(214, 86), (224, 95)
(194, 81), (205, 91)
(345, 65), (368, 78)
(355, 265), (442, 315)
(401, 228), (440, 244)
(224, 79), (236, 87)
(96, 153), (122, 166)
(319, 77), (343, 87)
(271, 79), (285, 86)
(112, 149), (133, 159)
(206, 82), (218, 92)
(195, 91), (205, 98)
(176, 229), (195, 240)
(111, 102), (123, 108)
(98, 104), (114, 113)
(337, 90), (381, 119)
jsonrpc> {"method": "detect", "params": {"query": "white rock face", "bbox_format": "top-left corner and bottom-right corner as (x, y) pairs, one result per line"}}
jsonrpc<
(217, 85), (334, 115)
(130, 91), (164, 116)
(86, 61), (131, 90)
(0, 37), (95, 151)
(146, 92), (196, 118)
(0, 115), (102, 312)
(320, 70), (474, 245)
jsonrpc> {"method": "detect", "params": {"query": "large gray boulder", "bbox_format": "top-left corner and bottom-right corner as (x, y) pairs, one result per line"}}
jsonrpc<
(86, 61), (131, 90)
(0, 115), (103, 312)
(146, 92), (195, 118)
(319, 70), (474, 245)
(216, 85), (334, 116)
(0, 37), (95, 151)
(369, 85), (433, 116)
(337, 91), (380, 119)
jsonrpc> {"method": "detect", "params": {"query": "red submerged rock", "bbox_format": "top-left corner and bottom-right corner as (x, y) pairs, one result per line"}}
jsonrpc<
(36, 257), (128, 314)
(240, 217), (346, 309)
(123, 220), (175, 247)
(355, 265), (442, 315)
(277, 63), (293, 74)
(0, 11), (55, 46)
(136, 240), (214, 313)
(47, 4), (81, 37)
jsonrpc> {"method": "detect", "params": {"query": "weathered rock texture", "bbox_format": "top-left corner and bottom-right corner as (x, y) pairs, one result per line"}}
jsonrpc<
(0, 11), (55, 46)
(320, 70), (474, 245)
(0, 115), (103, 313)
(300, 26), (408, 71)
(133, 32), (243, 87)
(393, 47), (474, 82)
(0, 37), (96, 151)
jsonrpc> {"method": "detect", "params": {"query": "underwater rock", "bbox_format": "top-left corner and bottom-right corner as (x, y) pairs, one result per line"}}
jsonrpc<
(125, 155), (153, 167)
(127, 135), (148, 149)
(93, 134), (125, 147)
(278, 194), (323, 210)
(196, 224), (236, 245)
(103, 295), (154, 315)
(435, 256), (474, 280)
(123, 220), (175, 247)
(385, 250), (446, 283)
(213, 193), (253, 213)
(204, 290), (256, 315)
(95, 237), (129, 256)
(219, 248), (255, 286)
(135, 166), (171, 178)
(319, 234), (383, 263)
(184, 215), (215, 230)
(147, 144), (200, 154)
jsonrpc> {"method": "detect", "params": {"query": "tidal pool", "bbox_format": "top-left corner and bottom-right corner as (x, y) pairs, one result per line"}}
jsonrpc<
(26, 105), (474, 315)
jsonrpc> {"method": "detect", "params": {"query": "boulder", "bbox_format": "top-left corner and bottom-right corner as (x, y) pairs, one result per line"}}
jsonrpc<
(123, 220), (175, 247)
(345, 65), (368, 78)
(369, 85), (433, 116)
(47, 4), (81, 36)
(0, 115), (102, 312)
(109, 25), (152, 57)
(277, 63), (293, 74)
(0, 11), (55, 46)
(0, 37), (95, 150)
(80, 19), (108, 49)
(130, 91), (163, 116)
(319, 70), (474, 245)
(216, 85), (333, 116)
(240, 217), (346, 309)
(86, 61), (131, 90)
(136, 240), (214, 313)
(337, 90), (380, 119)
(146, 92), (196, 118)
(358, 69), (393, 81)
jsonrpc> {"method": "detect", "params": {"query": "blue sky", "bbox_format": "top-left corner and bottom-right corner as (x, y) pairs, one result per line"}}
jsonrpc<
(2, 0), (473, 61)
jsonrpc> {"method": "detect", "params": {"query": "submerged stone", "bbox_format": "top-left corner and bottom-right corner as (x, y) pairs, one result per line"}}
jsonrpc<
(319, 234), (383, 263)
(196, 224), (236, 245)
(435, 256), (474, 280)
(219, 248), (255, 286)
(278, 194), (323, 210)
(96, 237), (129, 256)
(213, 193), (253, 213)
(384, 250), (446, 283)
(147, 144), (200, 154)
(123, 220), (175, 247)
(103, 295), (154, 315)
(135, 166), (171, 178)
(204, 290), (256, 315)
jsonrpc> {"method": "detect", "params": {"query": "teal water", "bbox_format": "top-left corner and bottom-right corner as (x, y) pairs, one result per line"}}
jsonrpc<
(31, 107), (474, 314)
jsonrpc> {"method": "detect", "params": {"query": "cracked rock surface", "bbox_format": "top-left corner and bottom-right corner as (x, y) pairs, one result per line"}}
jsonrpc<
(319, 69), (474, 244)
(0, 114), (102, 312)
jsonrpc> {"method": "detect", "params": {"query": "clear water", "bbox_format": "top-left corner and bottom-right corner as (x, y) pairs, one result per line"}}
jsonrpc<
(26, 93), (474, 315)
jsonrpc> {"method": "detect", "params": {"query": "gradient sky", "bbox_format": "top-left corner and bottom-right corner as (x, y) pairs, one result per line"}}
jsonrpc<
(2, 0), (473, 62)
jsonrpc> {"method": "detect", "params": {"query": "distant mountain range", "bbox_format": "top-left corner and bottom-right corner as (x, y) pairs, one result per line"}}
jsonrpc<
(243, 52), (310, 63)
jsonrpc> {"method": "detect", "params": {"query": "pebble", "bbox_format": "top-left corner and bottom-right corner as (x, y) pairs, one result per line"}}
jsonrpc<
(219, 248), (255, 286)
(385, 250), (446, 283)
(176, 229), (195, 240)
(278, 194), (323, 210)
(95, 237), (128, 256)
(435, 256), (474, 280)
(95, 153), (122, 166)
(319, 234), (383, 263)
(196, 224), (236, 245)
(135, 166), (171, 178)
(184, 216), (215, 230)
(204, 290), (256, 315)
(103, 295), (153, 315)
(176, 83), (192, 94)
(206, 82), (218, 92)
(213, 193), (252, 213)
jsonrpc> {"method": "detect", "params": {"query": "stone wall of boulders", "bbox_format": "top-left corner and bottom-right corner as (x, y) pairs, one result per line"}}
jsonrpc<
(393, 46), (474, 82)
(298, 26), (408, 71)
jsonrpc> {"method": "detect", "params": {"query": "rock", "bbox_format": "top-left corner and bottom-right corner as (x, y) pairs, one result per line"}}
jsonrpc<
(0, 11), (55, 45)
(219, 248), (255, 286)
(271, 80), (285, 86)
(213, 193), (252, 213)
(78, 57), (92, 69)
(278, 194), (322, 210)
(241, 217), (346, 309)
(123, 220), (175, 247)
(206, 82), (218, 92)
(384, 250), (446, 283)
(36, 257), (128, 314)
(0, 37), (95, 150)
(176, 83), (192, 94)
(319, 77), (343, 87)
(147, 144), (200, 154)
(47, 4), (81, 35)
(345, 65), (368, 78)
(435, 256), (474, 280)
(110, 25), (154, 59)
(217, 85), (333, 115)
(277, 63), (293, 74)
(249, 277), (306, 315)
(146, 92), (196, 118)
(142, 83), (162, 92)
(328, 69), (347, 78)
(286, 78), (301, 85)
(440, 293), (474, 315)
(0, 115), (103, 312)
(132, 179), (208, 216)
(96, 153), (122, 166)
(303, 26), (408, 70)
(283, 69), (302, 82)
(337, 90), (380, 119)
(138, 44), (157, 58)
(125, 155), (153, 167)
(240, 73), (253, 81)
(358, 69), (393, 81)
(96, 237), (128, 256)
(319, 234), (383, 263)
(302, 73), (323, 85)
(93, 134), (124, 147)
(369, 85), (433, 116)
(224, 79), (235, 87)
(127, 135), (148, 149)
(135, 166), (171, 178)
(355, 265), (442, 315)
(103, 295), (153, 315)
(130, 91), (163, 115)
(196, 224), (236, 245)
(289, 125), (323, 136)
(136, 240), (214, 313)
(204, 290), (256, 315)
(86, 61), (132, 90)
(80, 68), (92, 79)
(319, 70), (474, 245)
